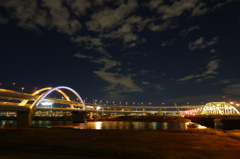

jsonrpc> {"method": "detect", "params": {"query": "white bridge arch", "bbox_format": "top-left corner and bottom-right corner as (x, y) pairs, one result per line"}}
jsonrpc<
(30, 86), (86, 110)
(184, 102), (240, 115)
(201, 102), (240, 115)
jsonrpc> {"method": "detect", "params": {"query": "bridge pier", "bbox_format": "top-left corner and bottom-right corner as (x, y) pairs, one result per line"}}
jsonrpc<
(142, 108), (146, 115)
(124, 112), (131, 116)
(88, 111), (93, 120)
(158, 108), (163, 115)
(72, 111), (87, 123)
(16, 110), (35, 127)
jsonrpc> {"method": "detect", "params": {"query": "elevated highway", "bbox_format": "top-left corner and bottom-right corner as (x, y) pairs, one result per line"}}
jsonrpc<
(1, 86), (239, 128)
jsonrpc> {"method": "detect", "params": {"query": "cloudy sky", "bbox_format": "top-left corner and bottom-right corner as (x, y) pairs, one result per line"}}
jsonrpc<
(0, 0), (240, 106)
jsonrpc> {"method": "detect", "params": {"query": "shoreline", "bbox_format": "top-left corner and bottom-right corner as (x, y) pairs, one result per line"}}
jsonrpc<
(1, 116), (240, 158)
(0, 127), (240, 158)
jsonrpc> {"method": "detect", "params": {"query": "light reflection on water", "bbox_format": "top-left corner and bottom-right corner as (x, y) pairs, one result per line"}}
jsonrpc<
(69, 121), (184, 130)
(0, 120), (209, 130)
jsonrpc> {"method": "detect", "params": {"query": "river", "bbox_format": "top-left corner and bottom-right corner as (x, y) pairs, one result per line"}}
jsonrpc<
(0, 120), (223, 130)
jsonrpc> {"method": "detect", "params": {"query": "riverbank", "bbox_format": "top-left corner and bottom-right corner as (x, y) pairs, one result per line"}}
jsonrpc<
(0, 128), (240, 159)
(0, 115), (191, 122)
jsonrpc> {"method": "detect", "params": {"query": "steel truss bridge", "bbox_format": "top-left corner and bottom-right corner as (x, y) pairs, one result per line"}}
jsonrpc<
(184, 102), (240, 115)
(0, 86), (240, 126)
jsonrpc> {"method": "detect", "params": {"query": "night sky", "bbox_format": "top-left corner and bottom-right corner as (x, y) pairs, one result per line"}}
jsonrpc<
(0, 0), (240, 106)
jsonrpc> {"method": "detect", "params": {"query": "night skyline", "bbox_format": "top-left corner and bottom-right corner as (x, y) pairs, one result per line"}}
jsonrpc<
(1, 0), (240, 106)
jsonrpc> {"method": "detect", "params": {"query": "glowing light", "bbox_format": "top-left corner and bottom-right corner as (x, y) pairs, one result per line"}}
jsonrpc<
(95, 121), (102, 130)
(86, 106), (93, 109)
(197, 125), (207, 129)
(41, 102), (53, 106)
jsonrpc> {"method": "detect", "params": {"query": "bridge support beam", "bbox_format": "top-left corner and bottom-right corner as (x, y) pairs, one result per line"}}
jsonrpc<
(16, 110), (35, 127)
(72, 111), (87, 123)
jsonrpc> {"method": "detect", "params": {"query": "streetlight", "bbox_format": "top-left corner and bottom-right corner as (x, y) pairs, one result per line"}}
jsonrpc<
(12, 83), (15, 90)
(21, 87), (24, 92)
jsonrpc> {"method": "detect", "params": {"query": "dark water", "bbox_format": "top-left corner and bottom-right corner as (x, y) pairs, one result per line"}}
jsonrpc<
(0, 120), (223, 130)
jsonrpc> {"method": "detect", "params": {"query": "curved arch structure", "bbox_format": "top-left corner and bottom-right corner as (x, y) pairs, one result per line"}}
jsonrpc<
(19, 87), (53, 106)
(32, 87), (52, 96)
(31, 86), (85, 110)
(201, 102), (240, 115)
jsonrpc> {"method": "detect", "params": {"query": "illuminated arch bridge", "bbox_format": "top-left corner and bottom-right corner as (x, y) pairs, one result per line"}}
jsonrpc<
(0, 86), (87, 126)
(184, 102), (240, 115)
(16, 86), (86, 110)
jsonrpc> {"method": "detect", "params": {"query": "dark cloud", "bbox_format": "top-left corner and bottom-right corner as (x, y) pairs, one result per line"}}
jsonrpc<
(0, 0), (239, 104)
(188, 37), (219, 51)
(177, 58), (220, 82)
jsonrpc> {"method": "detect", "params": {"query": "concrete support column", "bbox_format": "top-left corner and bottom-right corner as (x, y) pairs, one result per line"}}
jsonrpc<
(142, 108), (146, 115)
(101, 107), (104, 115)
(72, 111), (87, 123)
(124, 112), (130, 116)
(158, 108), (162, 115)
(97, 112), (102, 117)
(88, 111), (93, 120)
(177, 108), (180, 115)
(16, 110), (35, 127)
